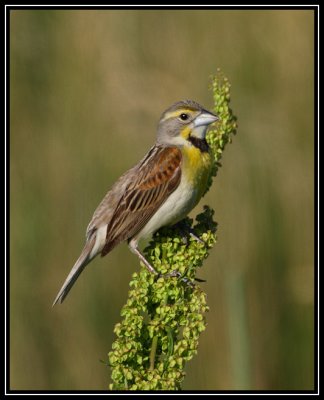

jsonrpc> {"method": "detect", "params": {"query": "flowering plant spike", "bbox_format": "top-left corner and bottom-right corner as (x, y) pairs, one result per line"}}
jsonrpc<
(108, 70), (237, 390)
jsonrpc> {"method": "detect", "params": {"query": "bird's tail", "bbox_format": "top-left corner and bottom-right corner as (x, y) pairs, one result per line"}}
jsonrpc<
(52, 236), (96, 306)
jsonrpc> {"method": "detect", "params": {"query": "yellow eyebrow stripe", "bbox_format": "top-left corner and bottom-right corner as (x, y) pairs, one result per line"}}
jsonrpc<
(160, 108), (193, 122)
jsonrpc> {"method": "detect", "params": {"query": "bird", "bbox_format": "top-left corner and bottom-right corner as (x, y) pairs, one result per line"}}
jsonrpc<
(53, 100), (219, 305)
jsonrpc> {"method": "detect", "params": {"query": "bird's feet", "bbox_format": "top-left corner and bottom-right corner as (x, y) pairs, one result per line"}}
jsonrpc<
(173, 220), (205, 246)
(158, 269), (206, 287)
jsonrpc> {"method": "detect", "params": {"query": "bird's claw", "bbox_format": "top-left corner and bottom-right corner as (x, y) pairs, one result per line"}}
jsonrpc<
(189, 231), (205, 244)
(163, 269), (182, 279)
(173, 221), (205, 245)
(158, 270), (205, 288)
(194, 277), (206, 283)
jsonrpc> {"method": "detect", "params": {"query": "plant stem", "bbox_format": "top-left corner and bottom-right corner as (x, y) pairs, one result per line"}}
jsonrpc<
(149, 336), (158, 371)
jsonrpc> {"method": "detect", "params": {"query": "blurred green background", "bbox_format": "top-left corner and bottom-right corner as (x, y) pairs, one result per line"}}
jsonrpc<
(10, 9), (314, 391)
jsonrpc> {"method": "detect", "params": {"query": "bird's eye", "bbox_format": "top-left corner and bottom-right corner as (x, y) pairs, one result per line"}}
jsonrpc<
(179, 113), (189, 121)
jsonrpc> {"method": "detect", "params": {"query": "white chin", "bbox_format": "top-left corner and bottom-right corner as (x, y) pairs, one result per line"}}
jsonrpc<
(191, 125), (208, 139)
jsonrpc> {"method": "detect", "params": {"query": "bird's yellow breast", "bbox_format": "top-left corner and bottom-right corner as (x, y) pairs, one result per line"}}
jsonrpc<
(181, 145), (212, 197)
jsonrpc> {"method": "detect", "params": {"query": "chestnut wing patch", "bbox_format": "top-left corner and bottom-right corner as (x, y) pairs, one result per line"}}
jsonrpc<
(101, 146), (182, 256)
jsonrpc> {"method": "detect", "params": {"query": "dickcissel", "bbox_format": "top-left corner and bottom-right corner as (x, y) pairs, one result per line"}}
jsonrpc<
(53, 100), (218, 305)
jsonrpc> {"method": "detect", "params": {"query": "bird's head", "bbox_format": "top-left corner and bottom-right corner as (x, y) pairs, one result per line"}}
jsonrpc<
(156, 100), (219, 147)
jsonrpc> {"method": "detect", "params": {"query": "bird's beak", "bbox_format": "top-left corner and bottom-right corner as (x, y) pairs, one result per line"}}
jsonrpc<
(194, 111), (219, 127)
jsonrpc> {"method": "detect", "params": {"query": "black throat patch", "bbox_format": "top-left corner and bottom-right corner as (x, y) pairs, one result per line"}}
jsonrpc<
(188, 136), (209, 153)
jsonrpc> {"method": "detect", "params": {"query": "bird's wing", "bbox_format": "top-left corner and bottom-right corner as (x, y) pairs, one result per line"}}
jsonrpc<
(98, 145), (182, 256)
(52, 146), (182, 305)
